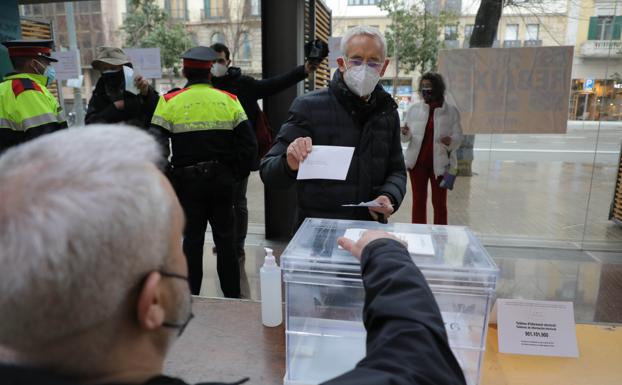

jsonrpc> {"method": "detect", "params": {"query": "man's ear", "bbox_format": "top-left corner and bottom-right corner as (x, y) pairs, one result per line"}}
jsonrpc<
(136, 271), (165, 331)
(337, 57), (346, 73)
(379, 58), (390, 77)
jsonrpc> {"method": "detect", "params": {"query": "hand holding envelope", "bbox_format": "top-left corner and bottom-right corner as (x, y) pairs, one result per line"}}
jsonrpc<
(286, 137), (313, 171)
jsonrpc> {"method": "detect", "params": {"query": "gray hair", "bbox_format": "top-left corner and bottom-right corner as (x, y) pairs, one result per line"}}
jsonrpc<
(340, 25), (387, 59)
(0, 125), (173, 352)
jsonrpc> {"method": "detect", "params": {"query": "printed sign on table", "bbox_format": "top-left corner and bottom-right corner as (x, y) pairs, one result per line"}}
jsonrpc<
(497, 299), (579, 358)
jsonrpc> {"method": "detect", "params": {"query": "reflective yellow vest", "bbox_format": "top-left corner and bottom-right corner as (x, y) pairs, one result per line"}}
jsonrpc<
(151, 83), (247, 134)
(0, 73), (66, 133)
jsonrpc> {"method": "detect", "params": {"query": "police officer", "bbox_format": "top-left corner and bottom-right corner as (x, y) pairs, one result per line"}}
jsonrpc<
(0, 40), (67, 153)
(150, 46), (257, 298)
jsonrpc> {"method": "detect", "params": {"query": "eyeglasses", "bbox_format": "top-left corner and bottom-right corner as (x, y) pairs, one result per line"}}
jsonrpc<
(346, 57), (383, 70)
(158, 270), (195, 336)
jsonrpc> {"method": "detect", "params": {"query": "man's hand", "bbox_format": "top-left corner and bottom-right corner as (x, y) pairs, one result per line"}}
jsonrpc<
(440, 136), (452, 146)
(338, 230), (404, 260)
(368, 195), (394, 221)
(401, 125), (410, 136)
(304, 62), (319, 74)
(286, 137), (312, 171)
(113, 100), (125, 110)
(134, 75), (151, 96)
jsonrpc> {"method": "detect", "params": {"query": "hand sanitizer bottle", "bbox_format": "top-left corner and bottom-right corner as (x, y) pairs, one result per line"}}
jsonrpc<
(260, 247), (282, 327)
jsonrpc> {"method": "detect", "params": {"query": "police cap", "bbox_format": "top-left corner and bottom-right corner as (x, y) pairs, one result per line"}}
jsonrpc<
(1, 40), (58, 62)
(181, 46), (218, 70)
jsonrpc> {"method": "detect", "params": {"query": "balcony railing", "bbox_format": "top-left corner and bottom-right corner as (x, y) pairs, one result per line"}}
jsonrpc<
(523, 39), (543, 47)
(444, 40), (460, 49)
(580, 40), (622, 58)
(503, 39), (522, 48)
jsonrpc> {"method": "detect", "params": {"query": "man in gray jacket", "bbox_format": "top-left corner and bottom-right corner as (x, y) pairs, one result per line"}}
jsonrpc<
(260, 26), (406, 226)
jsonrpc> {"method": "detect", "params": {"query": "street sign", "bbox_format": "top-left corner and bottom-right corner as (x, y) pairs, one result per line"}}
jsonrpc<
(584, 78), (594, 91)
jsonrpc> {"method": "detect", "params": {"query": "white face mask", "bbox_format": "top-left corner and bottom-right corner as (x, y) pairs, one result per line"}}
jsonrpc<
(210, 63), (228, 77)
(343, 64), (380, 97)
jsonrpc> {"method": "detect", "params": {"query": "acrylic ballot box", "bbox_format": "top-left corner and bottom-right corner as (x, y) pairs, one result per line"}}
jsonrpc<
(282, 218), (498, 385)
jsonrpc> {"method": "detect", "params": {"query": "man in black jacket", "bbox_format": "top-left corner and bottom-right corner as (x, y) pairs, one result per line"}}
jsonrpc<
(210, 43), (317, 275)
(259, 26), (406, 226)
(85, 47), (159, 128)
(0, 124), (465, 385)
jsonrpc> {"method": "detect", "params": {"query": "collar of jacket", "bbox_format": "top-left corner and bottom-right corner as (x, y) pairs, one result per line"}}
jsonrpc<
(4, 72), (48, 87)
(211, 66), (242, 88)
(329, 70), (397, 119)
(184, 78), (212, 87)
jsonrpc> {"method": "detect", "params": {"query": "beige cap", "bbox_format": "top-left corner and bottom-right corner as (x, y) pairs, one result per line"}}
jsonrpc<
(91, 46), (130, 70)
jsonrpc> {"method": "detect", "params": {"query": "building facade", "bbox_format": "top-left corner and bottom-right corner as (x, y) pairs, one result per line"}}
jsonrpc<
(326, 0), (622, 121)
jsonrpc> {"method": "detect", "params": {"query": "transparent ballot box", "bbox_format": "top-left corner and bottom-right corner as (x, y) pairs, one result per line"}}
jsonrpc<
(282, 218), (499, 385)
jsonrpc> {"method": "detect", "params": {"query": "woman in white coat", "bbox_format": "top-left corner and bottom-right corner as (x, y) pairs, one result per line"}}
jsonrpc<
(401, 73), (463, 224)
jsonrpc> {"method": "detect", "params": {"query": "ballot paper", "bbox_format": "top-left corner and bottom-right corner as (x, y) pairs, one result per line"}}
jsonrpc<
(123, 65), (140, 95)
(297, 146), (354, 180)
(342, 201), (383, 207)
(342, 228), (435, 255)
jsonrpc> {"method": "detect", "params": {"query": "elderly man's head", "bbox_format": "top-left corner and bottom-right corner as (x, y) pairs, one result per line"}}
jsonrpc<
(337, 26), (390, 98)
(0, 126), (190, 379)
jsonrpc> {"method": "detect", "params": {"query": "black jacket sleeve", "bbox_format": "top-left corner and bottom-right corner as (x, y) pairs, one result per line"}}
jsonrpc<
(85, 90), (126, 125)
(124, 87), (160, 128)
(233, 119), (258, 179)
(148, 125), (171, 161)
(259, 96), (311, 189)
(247, 65), (307, 100)
(378, 111), (407, 209)
(322, 239), (467, 385)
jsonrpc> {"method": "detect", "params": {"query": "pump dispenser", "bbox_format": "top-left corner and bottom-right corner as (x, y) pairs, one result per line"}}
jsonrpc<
(260, 247), (282, 327)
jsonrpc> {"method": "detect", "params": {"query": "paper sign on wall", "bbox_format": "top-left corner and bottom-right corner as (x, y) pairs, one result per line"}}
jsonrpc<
(497, 299), (579, 358)
(124, 48), (162, 79)
(51, 50), (80, 81)
(437, 46), (573, 134)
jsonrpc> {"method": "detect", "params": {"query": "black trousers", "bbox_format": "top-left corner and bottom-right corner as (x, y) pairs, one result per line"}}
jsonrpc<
(174, 174), (240, 298)
(233, 176), (249, 256)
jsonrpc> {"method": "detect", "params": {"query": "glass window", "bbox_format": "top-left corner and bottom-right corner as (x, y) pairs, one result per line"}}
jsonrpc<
(249, 0), (260, 16)
(599, 16), (614, 40)
(204, 0), (226, 18)
(211, 32), (225, 45)
(444, 25), (458, 41)
(166, 0), (187, 20)
(464, 24), (474, 40)
(505, 23), (519, 41)
(526, 24), (540, 40)
(240, 32), (251, 60)
(348, 0), (379, 5)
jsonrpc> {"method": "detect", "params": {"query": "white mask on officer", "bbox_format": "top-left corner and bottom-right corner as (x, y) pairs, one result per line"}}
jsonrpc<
(210, 63), (228, 78)
(343, 63), (380, 97)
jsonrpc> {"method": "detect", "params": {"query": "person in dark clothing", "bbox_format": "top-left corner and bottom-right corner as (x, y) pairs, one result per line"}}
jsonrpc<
(150, 46), (257, 298)
(0, 121), (467, 385)
(259, 26), (406, 227)
(209, 43), (317, 282)
(85, 47), (159, 128)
